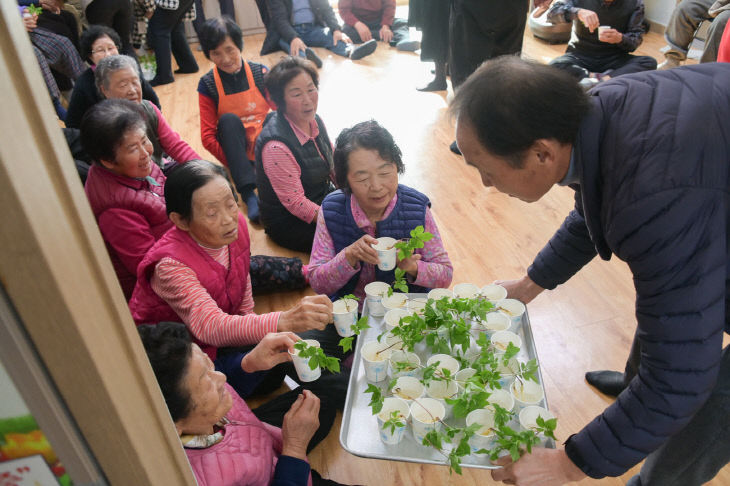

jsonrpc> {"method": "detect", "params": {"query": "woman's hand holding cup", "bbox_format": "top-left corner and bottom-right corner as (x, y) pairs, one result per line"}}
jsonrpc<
(278, 295), (333, 333)
(345, 234), (379, 268)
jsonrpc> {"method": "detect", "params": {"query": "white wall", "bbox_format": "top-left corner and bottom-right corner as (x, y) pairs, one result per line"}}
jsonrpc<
(644, 0), (677, 27)
(0, 360), (30, 419)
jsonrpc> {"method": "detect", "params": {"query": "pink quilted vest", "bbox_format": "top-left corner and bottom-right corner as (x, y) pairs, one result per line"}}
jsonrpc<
(84, 164), (171, 298)
(184, 384), (312, 486)
(129, 213), (251, 360)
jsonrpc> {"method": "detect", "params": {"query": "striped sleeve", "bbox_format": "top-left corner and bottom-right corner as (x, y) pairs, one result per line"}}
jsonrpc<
(150, 257), (279, 347)
(261, 141), (319, 223)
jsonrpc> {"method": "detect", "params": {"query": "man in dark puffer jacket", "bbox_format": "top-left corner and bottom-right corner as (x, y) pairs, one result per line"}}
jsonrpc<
(451, 57), (730, 485)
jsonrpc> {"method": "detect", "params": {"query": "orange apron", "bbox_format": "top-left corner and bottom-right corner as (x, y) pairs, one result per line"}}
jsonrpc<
(213, 60), (270, 161)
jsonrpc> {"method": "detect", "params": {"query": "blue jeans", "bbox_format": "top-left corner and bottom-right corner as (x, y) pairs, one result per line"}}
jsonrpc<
(278, 23), (349, 57)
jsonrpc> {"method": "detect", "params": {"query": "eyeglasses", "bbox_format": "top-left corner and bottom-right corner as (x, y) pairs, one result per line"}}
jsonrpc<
(91, 46), (118, 55)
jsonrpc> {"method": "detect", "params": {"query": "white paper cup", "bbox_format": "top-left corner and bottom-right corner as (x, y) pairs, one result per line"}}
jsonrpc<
(598, 25), (610, 39)
(384, 308), (413, 332)
(455, 368), (477, 392)
(364, 281), (390, 316)
(289, 339), (321, 382)
(425, 379), (459, 418)
(491, 330), (522, 355)
(410, 398), (445, 444)
(427, 288), (453, 302)
(390, 375), (424, 403)
(510, 379), (545, 411)
(388, 350), (421, 379)
(480, 284), (508, 302)
(519, 405), (555, 447)
(496, 298), (526, 329)
(407, 297), (428, 314)
(486, 388), (516, 414)
(333, 298), (358, 337)
(453, 283), (481, 299)
(483, 312), (513, 334)
(373, 237), (397, 271)
(381, 330), (405, 351)
(377, 397), (411, 445)
(496, 357), (520, 389)
(426, 354), (461, 377)
(466, 408), (496, 453)
(361, 340), (393, 382)
(382, 292), (408, 311)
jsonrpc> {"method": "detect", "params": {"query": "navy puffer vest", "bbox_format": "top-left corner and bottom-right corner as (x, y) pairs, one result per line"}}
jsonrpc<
(254, 111), (335, 229)
(322, 185), (432, 300)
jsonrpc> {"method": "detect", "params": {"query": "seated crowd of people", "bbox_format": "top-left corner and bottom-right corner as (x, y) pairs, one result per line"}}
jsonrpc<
(15, 0), (730, 485)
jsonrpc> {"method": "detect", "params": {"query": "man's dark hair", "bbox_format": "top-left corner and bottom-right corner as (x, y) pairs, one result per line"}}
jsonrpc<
(198, 16), (243, 59)
(164, 159), (235, 220)
(79, 25), (121, 64)
(450, 56), (590, 168)
(79, 98), (146, 164)
(333, 120), (405, 192)
(264, 56), (319, 114)
(137, 322), (194, 423)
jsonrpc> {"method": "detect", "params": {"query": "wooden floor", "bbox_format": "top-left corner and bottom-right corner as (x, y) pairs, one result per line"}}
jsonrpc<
(155, 26), (729, 486)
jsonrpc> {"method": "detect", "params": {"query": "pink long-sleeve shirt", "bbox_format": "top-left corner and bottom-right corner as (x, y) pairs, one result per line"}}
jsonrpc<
(260, 115), (333, 223)
(150, 244), (280, 348)
(308, 193), (453, 305)
(151, 103), (201, 164)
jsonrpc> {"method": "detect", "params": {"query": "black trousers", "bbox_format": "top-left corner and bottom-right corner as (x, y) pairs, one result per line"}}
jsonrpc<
(449, 0), (529, 89)
(147, 0), (198, 84)
(86, 0), (137, 58)
(217, 113), (257, 193)
(550, 50), (658, 79)
(264, 214), (317, 253)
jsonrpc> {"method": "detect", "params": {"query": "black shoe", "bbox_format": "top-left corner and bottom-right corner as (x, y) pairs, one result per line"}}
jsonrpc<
(449, 141), (461, 155)
(417, 78), (447, 92)
(585, 370), (626, 397)
(350, 39), (376, 60)
(149, 77), (174, 87)
(174, 66), (199, 74)
(305, 47), (323, 68)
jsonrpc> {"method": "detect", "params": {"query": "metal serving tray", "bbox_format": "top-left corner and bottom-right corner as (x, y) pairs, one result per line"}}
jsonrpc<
(339, 294), (553, 470)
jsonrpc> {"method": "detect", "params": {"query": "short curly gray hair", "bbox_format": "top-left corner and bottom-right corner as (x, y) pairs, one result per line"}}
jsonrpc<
(94, 54), (139, 96)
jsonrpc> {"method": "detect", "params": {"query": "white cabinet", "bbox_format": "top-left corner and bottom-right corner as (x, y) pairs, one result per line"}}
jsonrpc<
(205, 0), (266, 34)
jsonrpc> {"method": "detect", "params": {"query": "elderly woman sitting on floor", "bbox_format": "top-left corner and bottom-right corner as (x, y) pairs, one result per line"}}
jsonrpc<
(95, 54), (199, 172)
(308, 120), (453, 304)
(138, 322), (353, 486)
(81, 100), (305, 301)
(129, 160), (348, 401)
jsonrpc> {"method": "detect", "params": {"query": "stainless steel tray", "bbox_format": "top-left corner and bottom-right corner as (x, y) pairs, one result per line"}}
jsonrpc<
(339, 294), (553, 470)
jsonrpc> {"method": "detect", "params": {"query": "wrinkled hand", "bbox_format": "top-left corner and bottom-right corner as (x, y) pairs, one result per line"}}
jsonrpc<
(281, 390), (320, 460)
(145, 8), (155, 19)
(494, 275), (544, 304)
(278, 295), (333, 333)
(397, 253), (421, 277)
(379, 24), (393, 43)
(345, 234), (379, 268)
(491, 448), (586, 486)
(598, 28), (623, 44)
(290, 37), (307, 56)
(40, 0), (62, 14)
(22, 10), (38, 31)
(241, 332), (299, 373)
(577, 8), (599, 32)
(354, 21), (372, 42)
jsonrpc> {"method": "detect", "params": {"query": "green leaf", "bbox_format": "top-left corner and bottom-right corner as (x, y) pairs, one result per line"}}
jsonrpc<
(339, 336), (354, 353)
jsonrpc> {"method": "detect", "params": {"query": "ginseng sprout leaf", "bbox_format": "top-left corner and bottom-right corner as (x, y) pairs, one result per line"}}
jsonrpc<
(339, 337), (354, 353)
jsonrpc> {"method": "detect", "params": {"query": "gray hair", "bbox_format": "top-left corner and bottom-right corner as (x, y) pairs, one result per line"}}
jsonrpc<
(95, 54), (139, 96)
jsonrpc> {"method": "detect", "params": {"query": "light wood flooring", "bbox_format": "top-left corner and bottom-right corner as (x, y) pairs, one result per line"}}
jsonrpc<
(154, 26), (729, 486)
